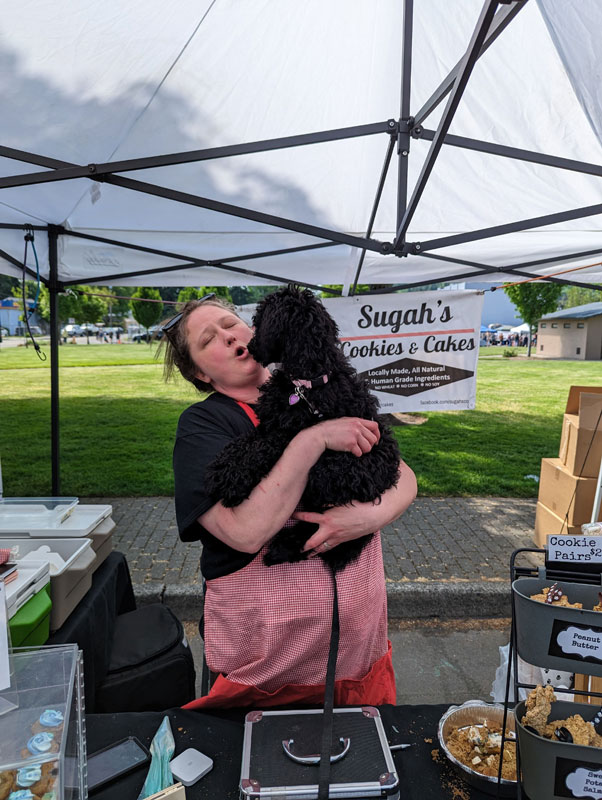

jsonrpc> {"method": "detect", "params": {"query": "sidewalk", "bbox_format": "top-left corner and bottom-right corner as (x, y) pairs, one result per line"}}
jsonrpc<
(88, 496), (541, 620)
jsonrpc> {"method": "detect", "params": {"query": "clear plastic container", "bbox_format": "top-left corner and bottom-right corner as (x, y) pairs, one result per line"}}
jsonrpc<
(0, 644), (86, 798)
(0, 498), (79, 531)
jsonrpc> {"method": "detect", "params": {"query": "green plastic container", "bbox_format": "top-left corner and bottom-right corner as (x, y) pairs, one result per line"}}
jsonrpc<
(8, 585), (52, 647)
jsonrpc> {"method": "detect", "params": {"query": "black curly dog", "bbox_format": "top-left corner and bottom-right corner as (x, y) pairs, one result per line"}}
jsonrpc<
(205, 286), (401, 572)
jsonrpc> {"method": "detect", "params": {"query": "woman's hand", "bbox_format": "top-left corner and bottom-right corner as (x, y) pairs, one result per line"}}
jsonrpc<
(304, 417), (380, 458)
(294, 504), (377, 555)
(294, 462), (417, 556)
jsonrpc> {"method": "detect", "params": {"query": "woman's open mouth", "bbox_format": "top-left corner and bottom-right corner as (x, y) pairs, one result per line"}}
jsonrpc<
(235, 345), (247, 359)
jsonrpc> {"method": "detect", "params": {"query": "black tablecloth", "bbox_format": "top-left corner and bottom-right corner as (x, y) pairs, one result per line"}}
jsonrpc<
(86, 704), (508, 799)
(48, 551), (136, 711)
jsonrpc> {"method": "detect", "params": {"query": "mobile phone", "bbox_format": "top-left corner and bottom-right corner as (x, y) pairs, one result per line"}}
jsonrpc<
(87, 736), (151, 793)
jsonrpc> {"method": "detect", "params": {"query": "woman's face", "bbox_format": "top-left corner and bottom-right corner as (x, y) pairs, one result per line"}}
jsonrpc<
(185, 304), (267, 394)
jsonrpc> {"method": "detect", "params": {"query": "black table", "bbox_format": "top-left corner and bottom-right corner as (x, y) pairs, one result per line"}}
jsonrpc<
(86, 704), (505, 799)
(48, 551), (136, 711)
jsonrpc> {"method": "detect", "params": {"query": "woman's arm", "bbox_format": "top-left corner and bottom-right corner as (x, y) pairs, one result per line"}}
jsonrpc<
(198, 417), (381, 553)
(295, 461), (417, 555)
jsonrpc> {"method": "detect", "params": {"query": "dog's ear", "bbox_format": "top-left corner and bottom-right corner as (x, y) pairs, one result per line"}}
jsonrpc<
(249, 285), (340, 374)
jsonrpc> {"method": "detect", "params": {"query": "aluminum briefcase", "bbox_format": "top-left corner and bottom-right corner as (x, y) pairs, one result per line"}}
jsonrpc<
(240, 706), (400, 799)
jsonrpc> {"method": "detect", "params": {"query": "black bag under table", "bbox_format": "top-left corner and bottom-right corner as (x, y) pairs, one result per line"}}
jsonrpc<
(86, 704), (517, 800)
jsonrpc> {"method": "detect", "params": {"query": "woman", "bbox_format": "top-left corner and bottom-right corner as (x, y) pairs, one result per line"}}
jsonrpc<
(162, 295), (417, 708)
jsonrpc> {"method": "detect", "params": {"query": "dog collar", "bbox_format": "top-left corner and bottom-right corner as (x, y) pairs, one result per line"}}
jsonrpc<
(288, 373), (328, 416)
(268, 363), (329, 391)
(291, 374), (329, 390)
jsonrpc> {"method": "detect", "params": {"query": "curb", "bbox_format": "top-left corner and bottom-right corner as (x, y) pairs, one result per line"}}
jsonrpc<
(133, 580), (512, 621)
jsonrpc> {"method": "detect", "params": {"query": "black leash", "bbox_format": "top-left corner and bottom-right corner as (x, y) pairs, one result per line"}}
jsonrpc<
(317, 566), (340, 800)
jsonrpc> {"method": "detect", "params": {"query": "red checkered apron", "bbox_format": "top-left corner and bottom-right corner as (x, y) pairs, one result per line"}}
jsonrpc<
(183, 402), (395, 710)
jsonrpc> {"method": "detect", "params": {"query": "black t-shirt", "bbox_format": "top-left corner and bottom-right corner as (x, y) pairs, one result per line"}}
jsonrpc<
(173, 392), (259, 580)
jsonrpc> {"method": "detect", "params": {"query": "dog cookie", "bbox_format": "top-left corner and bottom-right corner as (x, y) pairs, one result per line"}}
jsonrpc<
(17, 762), (56, 798)
(8, 791), (35, 800)
(20, 732), (57, 759)
(0, 772), (15, 800)
(31, 710), (64, 735)
(32, 762), (58, 798)
(15, 767), (41, 789)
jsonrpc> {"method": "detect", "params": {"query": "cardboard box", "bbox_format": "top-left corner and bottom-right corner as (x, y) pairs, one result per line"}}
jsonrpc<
(558, 386), (602, 478)
(534, 501), (582, 547)
(538, 457), (601, 525)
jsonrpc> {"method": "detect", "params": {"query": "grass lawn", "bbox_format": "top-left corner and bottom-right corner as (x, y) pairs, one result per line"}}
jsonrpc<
(1, 341), (601, 497)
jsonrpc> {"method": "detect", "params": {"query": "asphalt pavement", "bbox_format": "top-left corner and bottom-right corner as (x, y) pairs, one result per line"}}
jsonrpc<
(88, 494), (541, 620)
(85, 495), (538, 704)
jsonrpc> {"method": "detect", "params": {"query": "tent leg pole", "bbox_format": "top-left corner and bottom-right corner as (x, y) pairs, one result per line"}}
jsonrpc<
(396, 0), (413, 234)
(49, 225), (61, 495)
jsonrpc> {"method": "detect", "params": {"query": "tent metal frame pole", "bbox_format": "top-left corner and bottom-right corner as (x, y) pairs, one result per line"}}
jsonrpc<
(0, 244), (41, 281)
(0, 121), (394, 188)
(64, 260), (338, 295)
(0, 145), (391, 254)
(419, 128), (602, 179)
(58, 229), (340, 285)
(94, 174), (392, 254)
(394, 0), (502, 248)
(0, 223), (48, 231)
(350, 135), (397, 295)
(506, 248), (602, 271)
(367, 268), (598, 294)
(413, 0), (528, 127)
(416, 251), (602, 290)
(48, 225), (61, 494)
(411, 200), (602, 253)
(396, 0), (413, 233)
(63, 227), (339, 265)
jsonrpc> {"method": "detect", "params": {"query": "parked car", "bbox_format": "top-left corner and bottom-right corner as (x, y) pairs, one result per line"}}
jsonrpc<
(131, 326), (163, 343)
(15, 324), (43, 336)
(61, 324), (83, 336)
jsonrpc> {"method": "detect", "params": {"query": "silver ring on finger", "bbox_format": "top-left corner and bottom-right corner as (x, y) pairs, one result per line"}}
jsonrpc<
(322, 541), (331, 550)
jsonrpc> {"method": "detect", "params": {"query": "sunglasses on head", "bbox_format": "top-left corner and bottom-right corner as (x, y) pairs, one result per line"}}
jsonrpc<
(161, 293), (216, 336)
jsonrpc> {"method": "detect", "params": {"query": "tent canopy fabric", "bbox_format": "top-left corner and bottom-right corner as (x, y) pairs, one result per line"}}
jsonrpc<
(2, 0), (602, 290)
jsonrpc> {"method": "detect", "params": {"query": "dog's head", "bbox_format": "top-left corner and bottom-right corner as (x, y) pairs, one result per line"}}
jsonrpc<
(248, 285), (340, 376)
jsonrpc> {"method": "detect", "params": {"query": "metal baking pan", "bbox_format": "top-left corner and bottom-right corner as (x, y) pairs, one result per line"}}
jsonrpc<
(438, 700), (516, 797)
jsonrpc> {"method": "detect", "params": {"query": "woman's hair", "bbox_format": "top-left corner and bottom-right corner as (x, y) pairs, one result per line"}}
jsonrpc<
(159, 296), (239, 393)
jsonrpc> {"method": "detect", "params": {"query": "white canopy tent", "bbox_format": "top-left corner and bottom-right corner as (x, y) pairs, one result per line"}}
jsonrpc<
(2, 0), (602, 491)
(2, 0), (602, 292)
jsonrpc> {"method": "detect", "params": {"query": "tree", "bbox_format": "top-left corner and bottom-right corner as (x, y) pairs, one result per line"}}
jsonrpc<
(176, 287), (202, 304)
(35, 285), (106, 342)
(130, 287), (164, 336)
(200, 285), (233, 304)
(37, 286), (81, 326)
(504, 282), (563, 356)
(93, 286), (130, 324)
(0, 275), (19, 299)
(10, 278), (38, 300)
(176, 286), (233, 307)
(78, 290), (107, 343)
(558, 285), (602, 310)
(317, 284), (371, 298)
(229, 285), (278, 305)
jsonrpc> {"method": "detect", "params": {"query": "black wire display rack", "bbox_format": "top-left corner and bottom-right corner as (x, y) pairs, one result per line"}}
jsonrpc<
(496, 546), (602, 800)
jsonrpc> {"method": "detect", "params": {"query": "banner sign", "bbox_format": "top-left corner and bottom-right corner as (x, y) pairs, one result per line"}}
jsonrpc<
(323, 290), (483, 413)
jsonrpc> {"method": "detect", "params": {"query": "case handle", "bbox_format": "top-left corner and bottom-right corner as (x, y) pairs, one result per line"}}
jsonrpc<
(281, 737), (350, 765)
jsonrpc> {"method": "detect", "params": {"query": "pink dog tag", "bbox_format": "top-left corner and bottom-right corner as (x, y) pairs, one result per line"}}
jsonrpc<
(289, 393), (300, 405)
